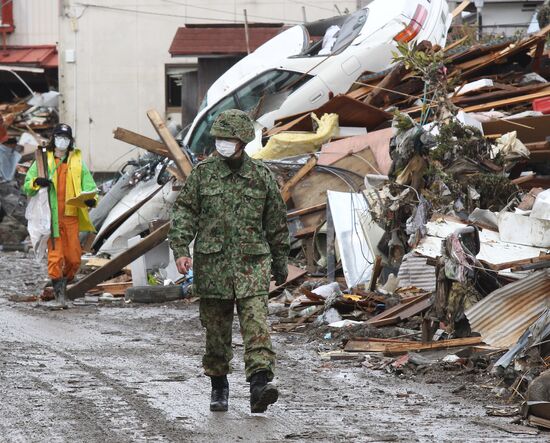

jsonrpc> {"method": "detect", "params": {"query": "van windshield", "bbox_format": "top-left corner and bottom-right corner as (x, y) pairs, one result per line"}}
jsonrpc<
(331, 9), (368, 53)
(188, 69), (311, 155)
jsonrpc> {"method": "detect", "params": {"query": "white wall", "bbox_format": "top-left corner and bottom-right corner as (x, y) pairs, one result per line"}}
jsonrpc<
(58, 0), (356, 172)
(7, 0), (59, 45)
(482, 2), (539, 34)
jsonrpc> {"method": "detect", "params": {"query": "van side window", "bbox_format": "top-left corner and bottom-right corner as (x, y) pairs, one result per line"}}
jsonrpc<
(331, 9), (368, 54)
(188, 95), (238, 155)
(189, 70), (311, 155)
(235, 70), (311, 113)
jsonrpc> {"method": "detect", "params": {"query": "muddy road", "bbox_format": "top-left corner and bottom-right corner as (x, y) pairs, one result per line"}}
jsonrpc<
(0, 251), (546, 442)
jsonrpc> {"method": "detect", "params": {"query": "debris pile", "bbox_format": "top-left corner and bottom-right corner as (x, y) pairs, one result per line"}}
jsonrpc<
(0, 91), (60, 249)
(5, 1), (550, 432)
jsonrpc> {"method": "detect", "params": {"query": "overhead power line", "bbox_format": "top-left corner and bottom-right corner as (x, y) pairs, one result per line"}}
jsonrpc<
(76, 2), (306, 24)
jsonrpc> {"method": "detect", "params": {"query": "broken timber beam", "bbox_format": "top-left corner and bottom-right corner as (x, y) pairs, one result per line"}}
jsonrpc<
(280, 155), (317, 203)
(452, 0), (470, 19)
(67, 222), (171, 300)
(114, 127), (173, 160)
(147, 109), (193, 178)
(463, 87), (550, 113)
(363, 62), (407, 108)
(287, 202), (326, 219)
(344, 336), (483, 353)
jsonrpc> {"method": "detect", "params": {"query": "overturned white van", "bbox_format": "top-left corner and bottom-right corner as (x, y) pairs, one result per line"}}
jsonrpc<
(183, 0), (452, 156)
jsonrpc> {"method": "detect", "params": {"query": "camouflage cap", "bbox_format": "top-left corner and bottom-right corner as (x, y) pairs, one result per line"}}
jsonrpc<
(210, 109), (255, 144)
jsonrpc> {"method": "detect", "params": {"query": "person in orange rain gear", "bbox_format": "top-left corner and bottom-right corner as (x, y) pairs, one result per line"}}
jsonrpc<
(24, 123), (98, 308)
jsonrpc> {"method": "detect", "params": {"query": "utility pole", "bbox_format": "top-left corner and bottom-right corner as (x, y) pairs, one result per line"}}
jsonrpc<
(243, 9), (250, 55)
(474, 0), (484, 41)
(302, 6), (307, 23)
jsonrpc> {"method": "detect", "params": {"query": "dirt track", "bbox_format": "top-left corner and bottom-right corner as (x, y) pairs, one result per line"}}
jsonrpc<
(0, 251), (547, 442)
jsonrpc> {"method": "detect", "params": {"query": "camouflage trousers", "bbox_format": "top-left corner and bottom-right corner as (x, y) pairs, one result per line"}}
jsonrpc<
(199, 295), (275, 382)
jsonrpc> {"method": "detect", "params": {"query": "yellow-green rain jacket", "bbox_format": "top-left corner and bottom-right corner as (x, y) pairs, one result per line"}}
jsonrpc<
(23, 149), (98, 238)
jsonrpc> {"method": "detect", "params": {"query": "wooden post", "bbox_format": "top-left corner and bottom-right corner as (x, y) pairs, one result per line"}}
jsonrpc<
(451, 0), (471, 19)
(326, 203), (336, 282)
(67, 222), (171, 300)
(280, 155), (317, 203)
(244, 9), (251, 55)
(368, 255), (383, 291)
(113, 127), (173, 160)
(146, 109), (193, 178)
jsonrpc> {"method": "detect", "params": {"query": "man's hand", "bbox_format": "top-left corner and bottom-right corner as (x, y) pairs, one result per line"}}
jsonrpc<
(34, 177), (52, 188)
(176, 257), (193, 274)
(84, 199), (96, 208)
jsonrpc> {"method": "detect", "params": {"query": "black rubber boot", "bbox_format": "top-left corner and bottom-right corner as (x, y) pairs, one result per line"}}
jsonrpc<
(250, 371), (278, 413)
(210, 376), (229, 412)
(50, 278), (68, 309)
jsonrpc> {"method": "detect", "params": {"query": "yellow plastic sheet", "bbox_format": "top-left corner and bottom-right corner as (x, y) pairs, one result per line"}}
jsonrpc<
(252, 113), (339, 160)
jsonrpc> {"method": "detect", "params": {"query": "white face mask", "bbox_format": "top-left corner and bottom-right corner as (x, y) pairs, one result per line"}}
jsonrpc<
(54, 136), (71, 150)
(215, 139), (238, 158)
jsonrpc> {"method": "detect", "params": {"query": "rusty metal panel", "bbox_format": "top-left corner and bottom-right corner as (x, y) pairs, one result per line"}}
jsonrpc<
(465, 270), (550, 349)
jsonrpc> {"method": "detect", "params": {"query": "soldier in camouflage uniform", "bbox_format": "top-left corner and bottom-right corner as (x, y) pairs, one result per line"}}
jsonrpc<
(169, 109), (290, 413)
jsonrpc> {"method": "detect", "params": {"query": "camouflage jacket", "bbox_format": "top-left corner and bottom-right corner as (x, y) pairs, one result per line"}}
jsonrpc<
(169, 153), (290, 299)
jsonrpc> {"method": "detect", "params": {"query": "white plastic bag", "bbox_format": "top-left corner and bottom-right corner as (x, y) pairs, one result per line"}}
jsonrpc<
(25, 188), (51, 261)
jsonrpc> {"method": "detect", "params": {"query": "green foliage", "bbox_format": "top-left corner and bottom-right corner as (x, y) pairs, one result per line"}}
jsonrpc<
(539, 5), (550, 29)
(391, 41), (457, 122)
(433, 121), (498, 165)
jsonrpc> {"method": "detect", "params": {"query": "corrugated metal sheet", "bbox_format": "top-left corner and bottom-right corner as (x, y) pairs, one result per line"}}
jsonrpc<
(397, 254), (437, 292)
(465, 270), (550, 349)
(0, 46), (57, 68)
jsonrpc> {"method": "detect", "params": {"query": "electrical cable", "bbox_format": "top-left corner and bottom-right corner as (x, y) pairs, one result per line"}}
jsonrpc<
(77, 2), (303, 24)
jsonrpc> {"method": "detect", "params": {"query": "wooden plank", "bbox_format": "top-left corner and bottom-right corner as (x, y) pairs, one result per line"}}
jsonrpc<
(453, 83), (550, 107)
(268, 264), (308, 294)
(463, 87), (550, 113)
(481, 253), (550, 271)
(88, 281), (133, 296)
(67, 222), (171, 300)
(274, 95), (392, 132)
(511, 173), (536, 185)
(452, 0), (470, 19)
(287, 202), (326, 219)
(84, 257), (131, 273)
(444, 35), (468, 53)
(367, 294), (432, 327)
(344, 336), (483, 353)
(291, 147), (379, 229)
(147, 109), (193, 178)
(34, 147), (47, 178)
(280, 156), (317, 203)
(363, 62), (407, 108)
(526, 141), (550, 151)
(528, 414), (550, 430)
(113, 127), (173, 159)
(326, 204), (336, 283)
(368, 256), (383, 292)
(293, 225), (319, 239)
(461, 29), (550, 78)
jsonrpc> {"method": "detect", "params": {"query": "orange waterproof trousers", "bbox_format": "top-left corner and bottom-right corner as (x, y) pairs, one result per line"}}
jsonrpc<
(47, 161), (81, 280)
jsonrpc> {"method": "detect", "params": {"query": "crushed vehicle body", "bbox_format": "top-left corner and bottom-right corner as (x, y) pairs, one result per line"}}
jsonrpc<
(183, 0), (452, 156)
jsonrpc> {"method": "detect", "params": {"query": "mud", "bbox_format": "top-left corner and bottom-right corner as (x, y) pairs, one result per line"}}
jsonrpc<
(0, 251), (547, 442)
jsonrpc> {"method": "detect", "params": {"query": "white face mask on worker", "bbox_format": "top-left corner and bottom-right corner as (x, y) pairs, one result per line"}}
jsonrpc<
(54, 136), (70, 150)
(215, 139), (238, 158)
